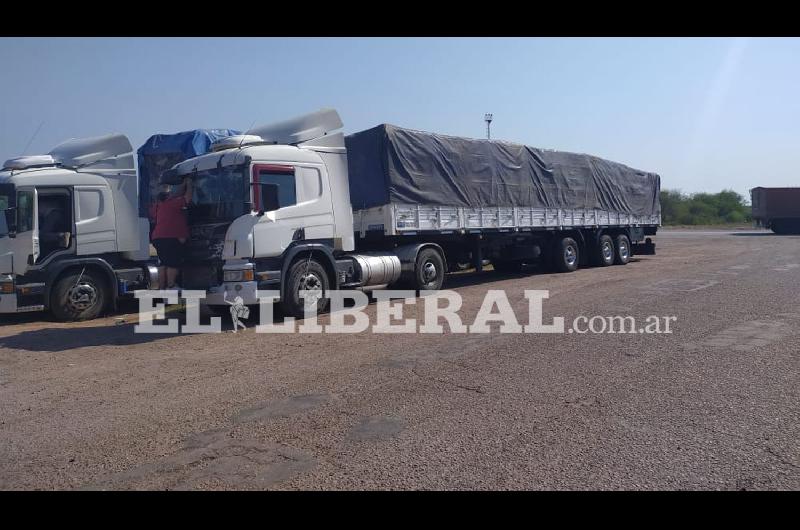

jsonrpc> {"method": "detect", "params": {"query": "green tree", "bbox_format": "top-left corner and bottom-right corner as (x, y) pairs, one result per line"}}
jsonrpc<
(660, 188), (751, 225)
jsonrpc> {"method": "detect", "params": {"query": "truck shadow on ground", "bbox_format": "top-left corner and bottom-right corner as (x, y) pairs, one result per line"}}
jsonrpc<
(0, 263), (633, 353)
(0, 302), (242, 352)
(444, 264), (565, 288)
(0, 302), (321, 352)
(731, 232), (798, 237)
(440, 260), (645, 288)
(0, 322), (179, 352)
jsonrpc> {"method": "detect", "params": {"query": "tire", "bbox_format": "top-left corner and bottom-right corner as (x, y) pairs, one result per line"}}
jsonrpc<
(50, 269), (108, 321)
(412, 248), (445, 291)
(552, 237), (579, 273)
(593, 234), (615, 267)
(280, 258), (330, 318)
(614, 234), (631, 265)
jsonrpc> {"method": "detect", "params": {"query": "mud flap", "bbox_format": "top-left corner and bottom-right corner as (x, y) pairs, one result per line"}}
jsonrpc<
(631, 237), (656, 256)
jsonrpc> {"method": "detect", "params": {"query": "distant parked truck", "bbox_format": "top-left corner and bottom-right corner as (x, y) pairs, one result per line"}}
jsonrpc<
(751, 187), (800, 234)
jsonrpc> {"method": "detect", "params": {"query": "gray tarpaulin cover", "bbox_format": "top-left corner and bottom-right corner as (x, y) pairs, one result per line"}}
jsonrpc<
(345, 124), (661, 217)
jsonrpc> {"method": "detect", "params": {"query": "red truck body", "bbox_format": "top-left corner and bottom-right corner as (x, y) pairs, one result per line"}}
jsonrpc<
(751, 187), (800, 234)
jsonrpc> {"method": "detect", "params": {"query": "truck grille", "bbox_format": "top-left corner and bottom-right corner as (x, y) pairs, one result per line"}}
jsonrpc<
(186, 222), (230, 262)
(181, 263), (221, 290)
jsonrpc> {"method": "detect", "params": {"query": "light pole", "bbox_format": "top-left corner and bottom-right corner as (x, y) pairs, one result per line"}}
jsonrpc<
(484, 113), (493, 140)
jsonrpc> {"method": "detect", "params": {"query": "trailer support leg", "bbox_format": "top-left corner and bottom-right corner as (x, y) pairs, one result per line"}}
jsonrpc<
(472, 236), (483, 272)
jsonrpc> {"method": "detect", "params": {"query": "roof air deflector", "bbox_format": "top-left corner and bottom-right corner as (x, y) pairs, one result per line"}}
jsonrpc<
(249, 108), (343, 146)
(48, 133), (135, 171)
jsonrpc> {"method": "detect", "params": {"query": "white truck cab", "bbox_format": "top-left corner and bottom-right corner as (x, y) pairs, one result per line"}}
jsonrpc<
(169, 109), (386, 317)
(0, 134), (155, 320)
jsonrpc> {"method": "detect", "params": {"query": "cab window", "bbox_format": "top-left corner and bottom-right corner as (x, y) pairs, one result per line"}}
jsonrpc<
(16, 191), (34, 232)
(258, 169), (296, 209)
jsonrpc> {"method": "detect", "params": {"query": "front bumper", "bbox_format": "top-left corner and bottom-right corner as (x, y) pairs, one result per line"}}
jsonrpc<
(205, 281), (261, 306)
(0, 292), (17, 313)
(200, 265), (282, 306)
(0, 281), (46, 313)
(0, 295), (44, 313)
(203, 280), (282, 306)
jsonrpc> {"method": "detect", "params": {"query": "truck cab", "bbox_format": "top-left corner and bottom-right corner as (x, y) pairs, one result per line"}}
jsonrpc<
(166, 110), (358, 315)
(0, 134), (155, 320)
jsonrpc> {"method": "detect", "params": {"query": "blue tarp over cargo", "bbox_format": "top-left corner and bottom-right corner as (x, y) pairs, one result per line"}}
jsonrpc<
(137, 129), (239, 217)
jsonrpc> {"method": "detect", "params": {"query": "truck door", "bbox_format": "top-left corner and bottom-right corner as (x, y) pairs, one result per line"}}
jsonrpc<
(10, 187), (39, 275)
(251, 164), (334, 256)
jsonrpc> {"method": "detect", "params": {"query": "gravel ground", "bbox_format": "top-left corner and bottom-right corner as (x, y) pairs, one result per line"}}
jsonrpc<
(0, 229), (798, 490)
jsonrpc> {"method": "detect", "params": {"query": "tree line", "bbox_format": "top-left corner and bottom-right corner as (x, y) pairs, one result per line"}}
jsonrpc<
(660, 189), (751, 225)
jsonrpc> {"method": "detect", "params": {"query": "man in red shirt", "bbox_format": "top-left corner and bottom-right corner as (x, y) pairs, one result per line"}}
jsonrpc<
(150, 177), (193, 290)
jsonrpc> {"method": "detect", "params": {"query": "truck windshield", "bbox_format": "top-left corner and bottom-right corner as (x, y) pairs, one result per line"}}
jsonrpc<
(189, 164), (248, 222)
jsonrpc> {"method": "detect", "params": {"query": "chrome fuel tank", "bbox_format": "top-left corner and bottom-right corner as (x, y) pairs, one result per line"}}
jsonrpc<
(350, 253), (402, 287)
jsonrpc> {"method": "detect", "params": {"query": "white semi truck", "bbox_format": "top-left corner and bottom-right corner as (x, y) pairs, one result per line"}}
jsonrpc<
(0, 108), (660, 321)
(0, 134), (156, 320)
(170, 109), (660, 318)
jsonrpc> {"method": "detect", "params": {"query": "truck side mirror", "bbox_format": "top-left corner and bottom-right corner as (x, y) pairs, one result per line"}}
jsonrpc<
(259, 183), (280, 215)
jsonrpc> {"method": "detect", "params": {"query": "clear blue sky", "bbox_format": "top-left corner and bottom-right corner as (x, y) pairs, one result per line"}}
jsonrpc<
(1, 37), (798, 199)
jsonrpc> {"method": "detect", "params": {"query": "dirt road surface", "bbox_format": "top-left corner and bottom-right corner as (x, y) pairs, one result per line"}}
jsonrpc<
(1, 229), (798, 490)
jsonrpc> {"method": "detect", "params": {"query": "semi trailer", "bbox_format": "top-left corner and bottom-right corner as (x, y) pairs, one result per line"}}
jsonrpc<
(751, 187), (800, 234)
(165, 109), (661, 318)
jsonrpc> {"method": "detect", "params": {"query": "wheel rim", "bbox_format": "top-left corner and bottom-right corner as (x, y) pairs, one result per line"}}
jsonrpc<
(66, 282), (98, 313)
(602, 241), (613, 261)
(565, 245), (577, 267)
(619, 240), (629, 260)
(299, 272), (324, 308)
(422, 260), (438, 284)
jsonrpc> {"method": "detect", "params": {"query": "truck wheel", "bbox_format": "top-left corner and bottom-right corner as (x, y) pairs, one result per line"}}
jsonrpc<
(50, 269), (108, 321)
(413, 248), (445, 291)
(552, 237), (579, 273)
(614, 234), (631, 265)
(594, 235), (615, 267)
(280, 258), (330, 318)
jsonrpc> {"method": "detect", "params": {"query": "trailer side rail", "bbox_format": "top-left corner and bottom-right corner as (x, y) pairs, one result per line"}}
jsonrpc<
(356, 204), (661, 236)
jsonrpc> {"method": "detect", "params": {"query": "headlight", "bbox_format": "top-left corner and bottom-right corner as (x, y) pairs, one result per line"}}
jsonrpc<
(223, 269), (254, 283)
(0, 275), (14, 294)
